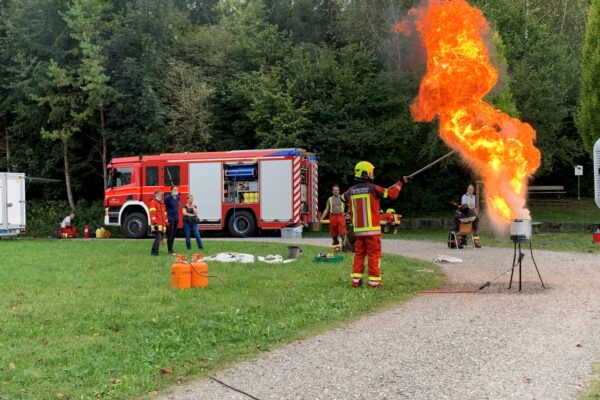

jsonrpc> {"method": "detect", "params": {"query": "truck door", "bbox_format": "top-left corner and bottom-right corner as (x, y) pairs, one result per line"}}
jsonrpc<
(0, 173), (26, 231)
(189, 162), (222, 224)
(143, 164), (161, 204)
(7, 174), (25, 228)
(260, 159), (293, 222)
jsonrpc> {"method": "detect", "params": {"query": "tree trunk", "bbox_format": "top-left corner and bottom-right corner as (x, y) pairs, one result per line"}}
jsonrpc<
(4, 124), (10, 172)
(100, 107), (108, 192)
(524, 0), (529, 40)
(63, 140), (75, 210)
(561, 0), (569, 34)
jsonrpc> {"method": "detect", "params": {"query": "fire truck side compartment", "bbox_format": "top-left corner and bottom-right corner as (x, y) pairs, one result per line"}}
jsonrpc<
(260, 159), (293, 222)
(189, 162), (222, 223)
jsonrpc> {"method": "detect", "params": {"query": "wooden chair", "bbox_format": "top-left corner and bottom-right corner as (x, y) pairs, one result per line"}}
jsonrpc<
(449, 220), (475, 249)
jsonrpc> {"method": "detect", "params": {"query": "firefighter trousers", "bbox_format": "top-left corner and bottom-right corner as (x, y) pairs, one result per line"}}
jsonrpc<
(351, 235), (382, 287)
(151, 232), (163, 256)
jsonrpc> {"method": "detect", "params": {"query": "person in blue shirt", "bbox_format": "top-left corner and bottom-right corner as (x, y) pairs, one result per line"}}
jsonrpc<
(164, 186), (180, 255)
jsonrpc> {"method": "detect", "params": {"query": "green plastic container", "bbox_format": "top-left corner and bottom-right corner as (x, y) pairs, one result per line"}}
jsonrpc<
(314, 255), (344, 263)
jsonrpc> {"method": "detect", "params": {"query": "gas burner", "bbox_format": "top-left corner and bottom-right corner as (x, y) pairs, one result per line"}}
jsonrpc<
(510, 218), (532, 243)
(507, 219), (545, 291)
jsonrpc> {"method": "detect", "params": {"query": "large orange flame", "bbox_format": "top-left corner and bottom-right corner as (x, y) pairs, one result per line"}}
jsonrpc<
(397, 0), (541, 225)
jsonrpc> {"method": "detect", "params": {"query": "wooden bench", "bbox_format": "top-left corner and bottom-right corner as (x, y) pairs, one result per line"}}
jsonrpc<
(528, 185), (566, 197)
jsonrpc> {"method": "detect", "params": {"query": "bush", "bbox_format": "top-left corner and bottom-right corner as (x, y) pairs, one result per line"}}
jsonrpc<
(26, 199), (108, 238)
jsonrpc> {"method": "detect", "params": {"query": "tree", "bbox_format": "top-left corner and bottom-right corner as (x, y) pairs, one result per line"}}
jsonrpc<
(63, 0), (115, 191)
(160, 60), (214, 152)
(576, 0), (600, 155)
(475, 0), (584, 175)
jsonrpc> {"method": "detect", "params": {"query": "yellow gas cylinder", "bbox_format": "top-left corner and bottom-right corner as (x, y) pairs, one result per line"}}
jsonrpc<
(190, 253), (208, 288)
(171, 255), (191, 289)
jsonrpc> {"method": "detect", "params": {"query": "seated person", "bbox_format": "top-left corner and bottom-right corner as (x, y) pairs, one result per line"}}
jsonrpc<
(461, 184), (477, 214)
(454, 203), (481, 248)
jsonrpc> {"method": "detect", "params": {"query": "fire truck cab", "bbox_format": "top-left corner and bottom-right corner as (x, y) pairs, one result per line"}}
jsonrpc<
(104, 148), (318, 238)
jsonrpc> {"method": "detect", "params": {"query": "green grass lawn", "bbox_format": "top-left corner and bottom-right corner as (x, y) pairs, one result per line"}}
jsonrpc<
(529, 199), (600, 223)
(0, 239), (444, 400)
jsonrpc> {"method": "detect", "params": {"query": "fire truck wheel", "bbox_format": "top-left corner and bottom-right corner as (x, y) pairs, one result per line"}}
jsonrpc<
(228, 210), (256, 237)
(123, 212), (149, 239)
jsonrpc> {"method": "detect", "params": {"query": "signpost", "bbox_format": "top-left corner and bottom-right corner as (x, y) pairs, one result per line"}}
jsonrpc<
(595, 140), (600, 208)
(575, 165), (583, 200)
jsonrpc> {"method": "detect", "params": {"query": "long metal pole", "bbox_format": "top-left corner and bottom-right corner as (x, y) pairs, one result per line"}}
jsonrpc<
(408, 150), (456, 179)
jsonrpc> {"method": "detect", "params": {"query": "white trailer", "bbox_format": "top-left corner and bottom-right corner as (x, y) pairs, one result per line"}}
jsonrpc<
(0, 172), (26, 237)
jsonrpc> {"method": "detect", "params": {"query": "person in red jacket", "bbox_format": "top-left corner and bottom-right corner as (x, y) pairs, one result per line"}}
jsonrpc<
(342, 161), (409, 288)
(149, 190), (168, 256)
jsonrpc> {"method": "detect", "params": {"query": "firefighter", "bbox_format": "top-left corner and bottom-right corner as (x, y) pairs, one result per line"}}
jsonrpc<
(342, 161), (409, 288)
(149, 189), (168, 256)
(319, 184), (347, 252)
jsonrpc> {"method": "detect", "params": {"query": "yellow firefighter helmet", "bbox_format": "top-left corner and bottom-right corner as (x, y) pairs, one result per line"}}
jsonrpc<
(354, 161), (375, 180)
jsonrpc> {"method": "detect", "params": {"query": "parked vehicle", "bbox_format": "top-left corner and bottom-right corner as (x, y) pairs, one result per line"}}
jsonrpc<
(0, 172), (26, 237)
(104, 148), (319, 238)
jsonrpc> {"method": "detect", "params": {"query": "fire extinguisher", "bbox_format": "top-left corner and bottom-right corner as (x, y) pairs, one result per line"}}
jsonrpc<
(83, 224), (90, 238)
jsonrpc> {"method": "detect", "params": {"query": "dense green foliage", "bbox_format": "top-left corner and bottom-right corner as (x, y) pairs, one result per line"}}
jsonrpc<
(0, 0), (593, 214)
(25, 199), (107, 238)
(0, 240), (444, 399)
(576, 0), (600, 155)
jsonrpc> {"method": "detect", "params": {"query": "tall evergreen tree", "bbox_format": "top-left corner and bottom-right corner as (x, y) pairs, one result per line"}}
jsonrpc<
(576, 0), (600, 155)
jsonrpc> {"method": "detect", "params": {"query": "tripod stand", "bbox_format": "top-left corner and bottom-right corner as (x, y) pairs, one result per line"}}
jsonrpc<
(508, 240), (545, 291)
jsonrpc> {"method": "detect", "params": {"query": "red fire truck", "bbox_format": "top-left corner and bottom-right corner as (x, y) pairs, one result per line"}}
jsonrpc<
(104, 148), (319, 238)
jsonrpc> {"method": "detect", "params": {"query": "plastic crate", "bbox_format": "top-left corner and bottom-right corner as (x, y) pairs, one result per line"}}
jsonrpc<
(281, 226), (303, 239)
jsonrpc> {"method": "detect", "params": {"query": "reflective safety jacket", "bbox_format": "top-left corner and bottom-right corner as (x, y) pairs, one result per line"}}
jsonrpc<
(328, 195), (345, 215)
(342, 181), (402, 236)
(149, 198), (168, 233)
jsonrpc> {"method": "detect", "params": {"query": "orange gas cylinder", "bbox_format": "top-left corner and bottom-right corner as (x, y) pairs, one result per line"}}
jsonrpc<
(190, 253), (208, 288)
(171, 255), (191, 289)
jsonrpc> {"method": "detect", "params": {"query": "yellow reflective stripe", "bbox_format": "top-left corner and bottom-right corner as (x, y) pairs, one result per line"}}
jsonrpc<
(354, 226), (381, 232)
(383, 189), (389, 199)
(368, 276), (381, 281)
(149, 208), (157, 211)
(354, 229), (381, 236)
(351, 273), (363, 278)
(366, 196), (372, 227)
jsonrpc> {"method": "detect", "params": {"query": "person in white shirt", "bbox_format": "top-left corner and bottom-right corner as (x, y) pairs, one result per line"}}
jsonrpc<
(61, 213), (75, 228)
(60, 213), (76, 238)
(454, 184), (481, 248)
(461, 184), (477, 213)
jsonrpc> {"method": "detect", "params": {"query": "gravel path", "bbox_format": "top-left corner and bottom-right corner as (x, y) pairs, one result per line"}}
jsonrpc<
(161, 238), (600, 400)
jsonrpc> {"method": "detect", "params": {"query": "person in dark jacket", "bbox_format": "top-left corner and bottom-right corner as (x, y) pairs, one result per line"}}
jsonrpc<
(182, 194), (204, 251)
(164, 186), (180, 255)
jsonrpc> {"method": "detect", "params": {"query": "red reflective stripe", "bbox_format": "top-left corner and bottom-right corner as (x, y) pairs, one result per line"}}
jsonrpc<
(352, 197), (369, 228)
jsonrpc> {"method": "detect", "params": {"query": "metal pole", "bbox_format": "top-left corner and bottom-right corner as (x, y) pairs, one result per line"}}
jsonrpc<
(408, 150), (456, 179)
(578, 175), (581, 200)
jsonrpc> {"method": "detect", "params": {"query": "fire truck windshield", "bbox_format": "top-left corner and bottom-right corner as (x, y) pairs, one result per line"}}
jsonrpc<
(108, 167), (132, 188)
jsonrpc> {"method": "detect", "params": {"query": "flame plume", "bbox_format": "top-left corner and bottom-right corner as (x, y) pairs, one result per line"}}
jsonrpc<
(397, 0), (541, 225)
